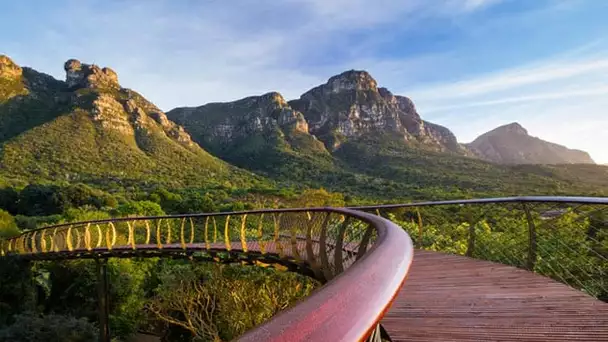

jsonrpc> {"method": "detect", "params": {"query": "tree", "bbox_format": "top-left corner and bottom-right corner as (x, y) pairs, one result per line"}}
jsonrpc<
(0, 259), (35, 326)
(0, 209), (20, 238)
(17, 184), (68, 216)
(113, 201), (165, 217)
(177, 193), (216, 214)
(290, 189), (345, 208)
(147, 264), (222, 341)
(0, 187), (18, 214)
(147, 263), (318, 341)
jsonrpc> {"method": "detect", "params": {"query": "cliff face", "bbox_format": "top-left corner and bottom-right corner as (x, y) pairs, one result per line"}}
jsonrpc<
(168, 92), (312, 148)
(467, 123), (595, 165)
(288, 70), (466, 153)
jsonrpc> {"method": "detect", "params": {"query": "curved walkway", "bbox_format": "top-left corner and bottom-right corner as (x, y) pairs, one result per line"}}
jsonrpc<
(383, 250), (608, 341)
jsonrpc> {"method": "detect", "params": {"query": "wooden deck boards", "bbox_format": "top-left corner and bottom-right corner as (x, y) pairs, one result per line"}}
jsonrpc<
(382, 250), (608, 341)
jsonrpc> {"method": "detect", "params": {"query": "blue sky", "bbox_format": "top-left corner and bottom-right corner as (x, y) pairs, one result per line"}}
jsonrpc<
(1, 0), (608, 163)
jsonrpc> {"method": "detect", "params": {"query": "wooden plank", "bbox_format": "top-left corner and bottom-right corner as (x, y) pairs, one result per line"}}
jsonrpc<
(382, 250), (608, 342)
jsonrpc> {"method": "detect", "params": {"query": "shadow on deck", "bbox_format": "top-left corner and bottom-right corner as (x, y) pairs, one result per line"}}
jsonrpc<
(383, 250), (608, 342)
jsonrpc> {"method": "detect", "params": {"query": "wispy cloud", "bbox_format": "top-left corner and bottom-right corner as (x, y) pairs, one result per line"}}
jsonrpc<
(407, 57), (608, 101)
(404, 49), (608, 163)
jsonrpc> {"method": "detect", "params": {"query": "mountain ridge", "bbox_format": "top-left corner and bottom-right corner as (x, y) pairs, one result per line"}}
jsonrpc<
(467, 122), (595, 165)
(2, 55), (606, 199)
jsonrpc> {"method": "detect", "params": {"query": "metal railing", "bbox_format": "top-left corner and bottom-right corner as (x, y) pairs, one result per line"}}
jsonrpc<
(0, 207), (414, 342)
(354, 196), (608, 300)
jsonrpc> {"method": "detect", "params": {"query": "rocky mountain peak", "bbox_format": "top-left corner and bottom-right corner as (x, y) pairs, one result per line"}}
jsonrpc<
(0, 55), (22, 80)
(325, 69), (378, 94)
(260, 91), (288, 106)
(64, 59), (119, 89)
(288, 70), (467, 153)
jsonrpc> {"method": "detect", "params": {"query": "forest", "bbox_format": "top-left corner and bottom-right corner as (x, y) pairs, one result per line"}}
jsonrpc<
(0, 181), (606, 341)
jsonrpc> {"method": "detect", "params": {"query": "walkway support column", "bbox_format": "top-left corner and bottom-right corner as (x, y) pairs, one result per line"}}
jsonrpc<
(96, 258), (110, 342)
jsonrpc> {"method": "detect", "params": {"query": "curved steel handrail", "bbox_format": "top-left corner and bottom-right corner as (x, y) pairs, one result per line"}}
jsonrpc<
(238, 209), (413, 341)
(0, 207), (414, 342)
(350, 196), (608, 210)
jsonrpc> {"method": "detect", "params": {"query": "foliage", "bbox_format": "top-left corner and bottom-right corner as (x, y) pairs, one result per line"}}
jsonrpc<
(0, 209), (19, 238)
(0, 259), (36, 326)
(289, 188), (345, 208)
(0, 313), (97, 342)
(113, 200), (165, 217)
(147, 262), (318, 341)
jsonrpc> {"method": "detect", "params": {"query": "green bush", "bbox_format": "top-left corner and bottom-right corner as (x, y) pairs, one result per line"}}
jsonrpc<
(0, 209), (20, 238)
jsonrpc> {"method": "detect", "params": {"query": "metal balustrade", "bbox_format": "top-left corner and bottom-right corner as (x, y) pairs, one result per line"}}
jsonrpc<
(2, 196), (605, 341)
(0, 207), (414, 342)
(354, 196), (608, 300)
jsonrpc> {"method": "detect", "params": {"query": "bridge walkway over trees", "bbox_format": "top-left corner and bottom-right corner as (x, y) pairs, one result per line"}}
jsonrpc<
(0, 197), (607, 341)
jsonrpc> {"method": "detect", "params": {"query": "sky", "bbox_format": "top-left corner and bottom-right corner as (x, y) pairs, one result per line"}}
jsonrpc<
(1, 0), (607, 163)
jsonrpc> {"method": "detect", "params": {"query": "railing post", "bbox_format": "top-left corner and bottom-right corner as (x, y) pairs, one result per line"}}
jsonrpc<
(416, 209), (423, 247)
(96, 258), (110, 342)
(466, 221), (475, 257)
(366, 324), (393, 342)
(522, 203), (537, 271)
(464, 209), (475, 257)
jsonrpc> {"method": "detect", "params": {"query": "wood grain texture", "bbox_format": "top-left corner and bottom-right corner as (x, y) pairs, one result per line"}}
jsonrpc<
(382, 250), (608, 342)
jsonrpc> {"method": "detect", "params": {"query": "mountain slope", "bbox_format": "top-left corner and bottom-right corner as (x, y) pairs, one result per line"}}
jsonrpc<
(0, 56), (256, 187)
(467, 123), (594, 165)
(167, 92), (335, 179)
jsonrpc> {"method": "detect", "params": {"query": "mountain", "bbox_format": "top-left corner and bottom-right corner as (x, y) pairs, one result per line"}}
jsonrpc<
(467, 123), (595, 165)
(167, 91), (337, 183)
(167, 70), (472, 175)
(0, 55), (255, 187)
(167, 70), (608, 198)
(2, 56), (607, 199)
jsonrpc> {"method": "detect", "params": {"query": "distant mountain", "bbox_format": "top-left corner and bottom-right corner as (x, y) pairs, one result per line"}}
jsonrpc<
(167, 70), (472, 176)
(0, 55), (253, 187)
(467, 123), (595, 165)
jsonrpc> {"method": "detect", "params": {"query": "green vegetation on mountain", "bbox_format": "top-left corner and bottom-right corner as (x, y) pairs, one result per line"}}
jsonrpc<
(0, 56), (261, 189)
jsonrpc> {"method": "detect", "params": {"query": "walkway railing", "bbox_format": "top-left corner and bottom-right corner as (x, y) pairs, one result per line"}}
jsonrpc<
(0, 208), (414, 342)
(354, 196), (608, 300)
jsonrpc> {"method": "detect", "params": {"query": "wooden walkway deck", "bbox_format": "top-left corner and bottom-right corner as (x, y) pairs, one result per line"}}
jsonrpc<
(382, 250), (608, 341)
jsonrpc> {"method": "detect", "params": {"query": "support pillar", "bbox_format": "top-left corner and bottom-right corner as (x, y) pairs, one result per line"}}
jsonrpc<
(96, 258), (110, 342)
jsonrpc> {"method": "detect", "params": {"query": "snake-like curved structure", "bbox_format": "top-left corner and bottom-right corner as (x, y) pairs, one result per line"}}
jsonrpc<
(0, 207), (414, 342)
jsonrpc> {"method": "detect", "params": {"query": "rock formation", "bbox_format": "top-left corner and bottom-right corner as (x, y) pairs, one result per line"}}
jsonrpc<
(288, 70), (466, 153)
